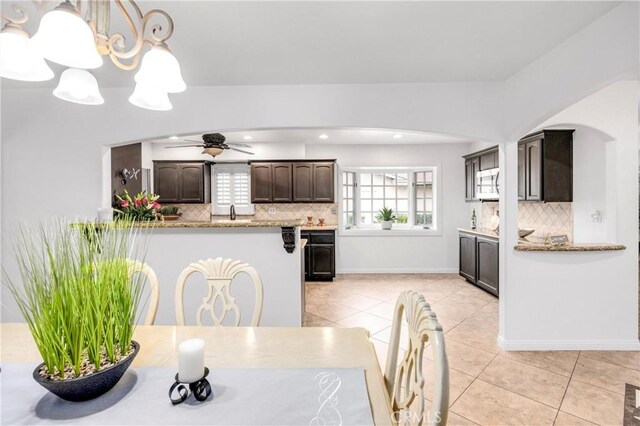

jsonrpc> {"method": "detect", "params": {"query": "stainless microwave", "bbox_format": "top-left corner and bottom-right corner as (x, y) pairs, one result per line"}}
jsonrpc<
(476, 168), (499, 200)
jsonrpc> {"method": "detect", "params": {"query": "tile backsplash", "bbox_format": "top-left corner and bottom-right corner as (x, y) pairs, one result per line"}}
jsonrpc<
(171, 203), (338, 224)
(481, 201), (573, 240)
(518, 202), (573, 241)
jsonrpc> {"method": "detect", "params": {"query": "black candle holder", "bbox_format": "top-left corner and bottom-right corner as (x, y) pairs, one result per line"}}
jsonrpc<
(169, 367), (212, 405)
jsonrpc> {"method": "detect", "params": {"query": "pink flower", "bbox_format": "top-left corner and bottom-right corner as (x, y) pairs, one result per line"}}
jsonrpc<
(135, 199), (141, 206)
(142, 197), (148, 205)
(151, 202), (160, 209)
(120, 200), (129, 207)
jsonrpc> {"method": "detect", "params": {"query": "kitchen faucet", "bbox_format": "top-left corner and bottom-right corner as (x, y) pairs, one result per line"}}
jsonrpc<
(230, 204), (236, 221)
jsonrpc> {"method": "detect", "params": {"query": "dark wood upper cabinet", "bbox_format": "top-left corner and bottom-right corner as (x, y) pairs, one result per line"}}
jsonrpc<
(251, 160), (335, 203)
(312, 162), (335, 202)
(293, 163), (314, 202)
(154, 163), (180, 203)
(179, 164), (206, 203)
(518, 129), (573, 202)
(479, 151), (497, 171)
(251, 163), (272, 203)
(517, 144), (526, 201)
(463, 148), (494, 202)
(154, 161), (210, 204)
(272, 163), (293, 202)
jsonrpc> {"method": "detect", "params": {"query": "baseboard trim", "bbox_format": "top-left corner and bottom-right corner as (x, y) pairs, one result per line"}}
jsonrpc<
(337, 268), (458, 274)
(498, 335), (640, 351)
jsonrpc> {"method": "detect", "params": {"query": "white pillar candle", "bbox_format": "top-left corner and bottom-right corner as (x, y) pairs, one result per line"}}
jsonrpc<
(178, 338), (205, 383)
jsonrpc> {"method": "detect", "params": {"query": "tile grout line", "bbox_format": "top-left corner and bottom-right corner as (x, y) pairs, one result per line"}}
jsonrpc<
(552, 350), (582, 425)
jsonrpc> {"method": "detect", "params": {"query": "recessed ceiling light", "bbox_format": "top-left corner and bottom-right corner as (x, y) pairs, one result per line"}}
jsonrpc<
(319, 134), (329, 140)
(169, 135), (179, 140)
(393, 134), (403, 139)
(243, 135), (253, 140)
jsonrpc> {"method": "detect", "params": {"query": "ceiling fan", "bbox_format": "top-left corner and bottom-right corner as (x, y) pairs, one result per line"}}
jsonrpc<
(165, 133), (254, 157)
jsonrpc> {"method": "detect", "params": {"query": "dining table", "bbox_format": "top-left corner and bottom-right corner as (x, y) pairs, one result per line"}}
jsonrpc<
(1, 323), (394, 425)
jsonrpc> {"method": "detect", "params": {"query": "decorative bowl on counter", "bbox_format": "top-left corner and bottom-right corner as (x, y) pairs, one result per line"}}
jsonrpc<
(518, 229), (535, 238)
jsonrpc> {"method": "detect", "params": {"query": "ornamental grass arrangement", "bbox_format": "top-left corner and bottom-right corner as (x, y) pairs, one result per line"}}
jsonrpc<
(3, 220), (149, 383)
(113, 189), (161, 221)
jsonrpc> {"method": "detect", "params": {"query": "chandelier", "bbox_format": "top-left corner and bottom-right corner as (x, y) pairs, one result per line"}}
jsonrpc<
(0, 1), (185, 111)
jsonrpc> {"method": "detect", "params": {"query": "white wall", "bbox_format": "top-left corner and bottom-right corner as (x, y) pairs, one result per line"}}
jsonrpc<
(307, 143), (471, 273)
(500, 81), (639, 350)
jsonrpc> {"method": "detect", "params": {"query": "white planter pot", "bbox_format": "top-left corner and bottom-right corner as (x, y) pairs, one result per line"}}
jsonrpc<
(381, 221), (393, 230)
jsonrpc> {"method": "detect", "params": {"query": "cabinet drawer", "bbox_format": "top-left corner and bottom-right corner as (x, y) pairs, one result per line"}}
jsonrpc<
(309, 231), (335, 244)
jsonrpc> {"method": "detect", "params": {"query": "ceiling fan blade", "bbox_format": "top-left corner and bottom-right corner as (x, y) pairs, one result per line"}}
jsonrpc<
(185, 139), (203, 143)
(227, 142), (253, 148)
(165, 144), (204, 149)
(230, 147), (255, 155)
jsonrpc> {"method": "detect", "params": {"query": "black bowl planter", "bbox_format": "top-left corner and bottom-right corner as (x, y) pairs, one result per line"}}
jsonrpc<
(32, 341), (140, 402)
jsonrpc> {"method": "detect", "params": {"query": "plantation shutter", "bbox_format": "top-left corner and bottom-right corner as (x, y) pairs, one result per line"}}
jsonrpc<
(212, 164), (254, 215)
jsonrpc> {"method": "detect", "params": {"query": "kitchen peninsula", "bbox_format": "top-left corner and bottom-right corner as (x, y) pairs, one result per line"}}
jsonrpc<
(84, 219), (304, 326)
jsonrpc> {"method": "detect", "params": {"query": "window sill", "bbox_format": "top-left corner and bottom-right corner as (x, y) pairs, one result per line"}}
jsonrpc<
(339, 227), (442, 237)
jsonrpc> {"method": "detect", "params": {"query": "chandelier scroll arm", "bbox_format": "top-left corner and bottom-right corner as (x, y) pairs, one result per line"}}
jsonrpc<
(1, 5), (28, 26)
(107, 0), (144, 70)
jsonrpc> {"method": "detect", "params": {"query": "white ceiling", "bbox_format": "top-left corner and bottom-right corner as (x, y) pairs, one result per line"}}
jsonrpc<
(4, 1), (619, 87)
(150, 127), (474, 146)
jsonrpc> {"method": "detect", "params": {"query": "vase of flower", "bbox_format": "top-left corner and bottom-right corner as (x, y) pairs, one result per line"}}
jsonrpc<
(3, 221), (148, 401)
(113, 189), (161, 221)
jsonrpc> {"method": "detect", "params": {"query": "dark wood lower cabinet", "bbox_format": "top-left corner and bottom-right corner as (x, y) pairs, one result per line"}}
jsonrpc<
(476, 236), (499, 296)
(459, 231), (499, 297)
(302, 230), (335, 281)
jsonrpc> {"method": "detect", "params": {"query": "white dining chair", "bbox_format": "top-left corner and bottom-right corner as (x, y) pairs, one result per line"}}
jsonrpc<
(175, 257), (264, 326)
(127, 260), (160, 325)
(385, 290), (449, 426)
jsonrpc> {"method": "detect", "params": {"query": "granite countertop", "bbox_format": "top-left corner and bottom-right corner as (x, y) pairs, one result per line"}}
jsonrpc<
(76, 219), (304, 229)
(514, 242), (626, 252)
(301, 225), (338, 231)
(457, 228), (499, 239)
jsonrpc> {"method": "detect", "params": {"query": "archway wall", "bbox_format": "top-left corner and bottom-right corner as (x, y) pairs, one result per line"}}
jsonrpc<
(497, 1), (640, 349)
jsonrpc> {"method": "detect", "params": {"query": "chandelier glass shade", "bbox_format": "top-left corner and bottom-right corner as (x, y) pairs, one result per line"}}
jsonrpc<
(135, 45), (186, 93)
(30, 2), (103, 70)
(53, 68), (104, 105)
(128, 82), (172, 111)
(0, 1), (185, 111)
(0, 25), (53, 81)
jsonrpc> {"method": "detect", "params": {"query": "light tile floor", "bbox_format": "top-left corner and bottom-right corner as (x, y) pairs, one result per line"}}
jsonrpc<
(303, 274), (640, 426)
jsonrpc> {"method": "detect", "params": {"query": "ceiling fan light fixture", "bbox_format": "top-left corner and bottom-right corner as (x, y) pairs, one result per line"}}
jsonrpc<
(203, 146), (224, 156)
(31, 1), (103, 70)
(0, 25), (53, 81)
(53, 68), (104, 105)
(129, 83), (173, 111)
(135, 44), (186, 93)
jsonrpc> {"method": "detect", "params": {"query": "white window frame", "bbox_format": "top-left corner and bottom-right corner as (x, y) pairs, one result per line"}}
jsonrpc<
(338, 166), (440, 236)
(211, 163), (255, 215)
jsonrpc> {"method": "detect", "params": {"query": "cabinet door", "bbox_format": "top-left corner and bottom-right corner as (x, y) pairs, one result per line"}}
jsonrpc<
(251, 163), (272, 203)
(304, 243), (311, 281)
(471, 158), (480, 200)
(517, 144), (526, 200)
(459, 233), (477, 283)
(154, 163), (180, 203)
(310, 245), (335, 278)
(179, 164), (205, 203)
(525, 139), (542, 201)
(476, 237), (499, 296)
(272, 163), (293, 202)
(313, 163), (335, 202)
(479, 151), (497, 170)
(465, 161), (474, 201)
(293, 163), (314, 202)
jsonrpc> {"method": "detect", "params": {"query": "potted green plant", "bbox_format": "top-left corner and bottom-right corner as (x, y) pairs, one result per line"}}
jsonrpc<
(160, 205), (182, 221)
(3, 221), (148, 401)
(377, 207), (396, 230)
(113, 189), (161, 221)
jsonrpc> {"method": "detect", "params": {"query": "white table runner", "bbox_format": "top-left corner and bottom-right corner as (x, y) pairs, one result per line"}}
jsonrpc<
(1, 364), (374, 425)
